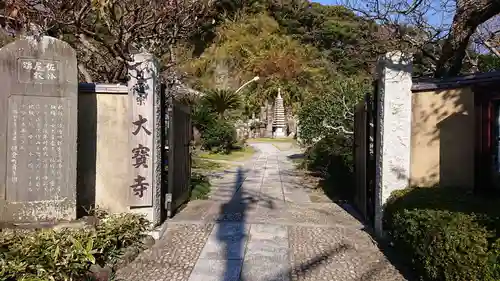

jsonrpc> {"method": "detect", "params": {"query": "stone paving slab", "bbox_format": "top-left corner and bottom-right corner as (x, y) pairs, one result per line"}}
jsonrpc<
(173, 200), (215, 221)
(119, 143), (408, 281)
(199, 222), (249, 260)
(250, 223), (288, 238)
(241, 257), (290, 281)
(283, 189), (312, 203)
(172, 200), (365, 229)
(199, 239), (247, 260)
(285, 204), (364, 228)
(241, 223), (292, 281)
(245, 224), (289, 263)
(259, 191), (284, 201)
(190, 222), (249, 281)
(188, 259), (243, 281)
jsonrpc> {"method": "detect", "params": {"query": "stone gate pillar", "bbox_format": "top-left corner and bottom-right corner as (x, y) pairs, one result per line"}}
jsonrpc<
(127, 52), (163, 226)
(374, 51), (413, 236)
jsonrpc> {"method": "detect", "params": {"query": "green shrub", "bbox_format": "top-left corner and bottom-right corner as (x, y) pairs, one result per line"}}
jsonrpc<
(192, 103), (217, 133)
(304, 134), (353, 175)
(190, 172), (212, 200)
(385, 187), (500, 281)
(201, 119), (237, 153)
(297, 76), (369, 145)
(201, 89), (241, 118)
(296, 77), (368, 201)
(302, 134), (354, 201)
(390, 209), (495, 280)
(0, 212), (150, 281)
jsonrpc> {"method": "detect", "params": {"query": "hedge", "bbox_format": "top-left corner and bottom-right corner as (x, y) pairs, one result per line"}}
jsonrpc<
(384, 187), (500, 281)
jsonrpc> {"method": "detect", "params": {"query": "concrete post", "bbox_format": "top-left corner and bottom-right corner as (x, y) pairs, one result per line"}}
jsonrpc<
(374, 51), (413, 236)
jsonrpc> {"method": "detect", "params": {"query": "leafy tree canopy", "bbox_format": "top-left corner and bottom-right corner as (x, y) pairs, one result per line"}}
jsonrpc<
(298, 76), (371, 144)
(180, 13), (335, 116)
(270, 2), (385, 75)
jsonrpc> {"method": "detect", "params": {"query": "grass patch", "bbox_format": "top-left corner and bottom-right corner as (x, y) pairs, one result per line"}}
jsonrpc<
(190, 172), (211, 200)
(192, 158), (227, 171)
(198, 145), (256, 162)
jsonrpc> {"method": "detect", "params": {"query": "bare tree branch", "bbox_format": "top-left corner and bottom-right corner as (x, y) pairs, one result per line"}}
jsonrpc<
(4, 0), (213, 82)
(342, 0), (500, 77)
(322, 120), (354, 135)
(78, 63), (93, 82)
(482, 38), (500, 57)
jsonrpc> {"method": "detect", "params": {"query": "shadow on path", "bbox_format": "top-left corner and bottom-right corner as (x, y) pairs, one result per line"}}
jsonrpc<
(216, 167), (247, 281)
(213, 167), (366, 281)
(213, 153), (411, 281)
(216, 162), (279, 281)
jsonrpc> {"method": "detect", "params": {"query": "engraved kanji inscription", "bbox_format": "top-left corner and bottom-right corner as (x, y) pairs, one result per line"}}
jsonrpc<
(130, 175), (149, 198)
(132, 115), (152, 136)
(18, 59), (59, 83)
(6, 97), (67, 199)
(133, 69), (149, 105)
(131, 144), (150, 168)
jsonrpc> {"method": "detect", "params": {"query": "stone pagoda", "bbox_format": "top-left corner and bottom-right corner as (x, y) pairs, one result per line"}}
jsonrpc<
(273, 88), (286, 137)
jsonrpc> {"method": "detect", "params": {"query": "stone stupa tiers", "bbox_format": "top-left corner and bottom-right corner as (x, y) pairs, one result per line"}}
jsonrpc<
(273, 88), (286, 137)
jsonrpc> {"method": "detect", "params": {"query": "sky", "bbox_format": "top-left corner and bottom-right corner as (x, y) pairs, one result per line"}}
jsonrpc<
(312, 0), (454, 28)
(313, 0), (499, 54)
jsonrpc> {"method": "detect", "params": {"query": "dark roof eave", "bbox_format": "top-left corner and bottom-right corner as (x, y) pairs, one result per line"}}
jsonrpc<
(411, 71), (500, 92)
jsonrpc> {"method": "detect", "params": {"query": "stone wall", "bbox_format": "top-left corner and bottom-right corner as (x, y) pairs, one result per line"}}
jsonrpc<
(77, 84), (130, 216)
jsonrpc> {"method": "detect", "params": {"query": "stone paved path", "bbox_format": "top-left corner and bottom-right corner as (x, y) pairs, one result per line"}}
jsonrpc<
(117, 143), (408, 281)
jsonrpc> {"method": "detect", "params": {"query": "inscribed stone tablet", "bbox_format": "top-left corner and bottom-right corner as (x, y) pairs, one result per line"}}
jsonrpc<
(0, 36), (77, 222)
(6, 96), (70, 201)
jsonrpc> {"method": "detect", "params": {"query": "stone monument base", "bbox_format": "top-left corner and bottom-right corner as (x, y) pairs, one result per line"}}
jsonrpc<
(274, 127), (286, 138)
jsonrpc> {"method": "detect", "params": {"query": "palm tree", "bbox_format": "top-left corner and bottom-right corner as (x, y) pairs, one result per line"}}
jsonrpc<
(202, 89), (241, 118)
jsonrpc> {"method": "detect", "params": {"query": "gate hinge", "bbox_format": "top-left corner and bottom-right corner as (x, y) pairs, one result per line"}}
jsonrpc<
(165, 193), (172, 217)
(165, 193), (172, 205)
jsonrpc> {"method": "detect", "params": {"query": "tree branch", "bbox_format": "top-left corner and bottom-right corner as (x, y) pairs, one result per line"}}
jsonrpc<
(78, 63), (93, 82)
(322, 120), (354, 135)
(483, 38), (500, 57)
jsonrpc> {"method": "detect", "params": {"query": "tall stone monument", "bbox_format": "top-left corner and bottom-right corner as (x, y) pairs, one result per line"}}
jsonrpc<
(127, 52), (163, 226)
(273, 88), (286, 138)
(266, 100), (273, 137)
(0, 36), (78, 222)
(260, 106), (266, 121)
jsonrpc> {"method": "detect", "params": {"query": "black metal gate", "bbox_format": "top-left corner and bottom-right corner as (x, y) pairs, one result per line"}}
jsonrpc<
(165, 97), (192, 218)
(354, 83), (378, 226)
(366, 83), (378, 225)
